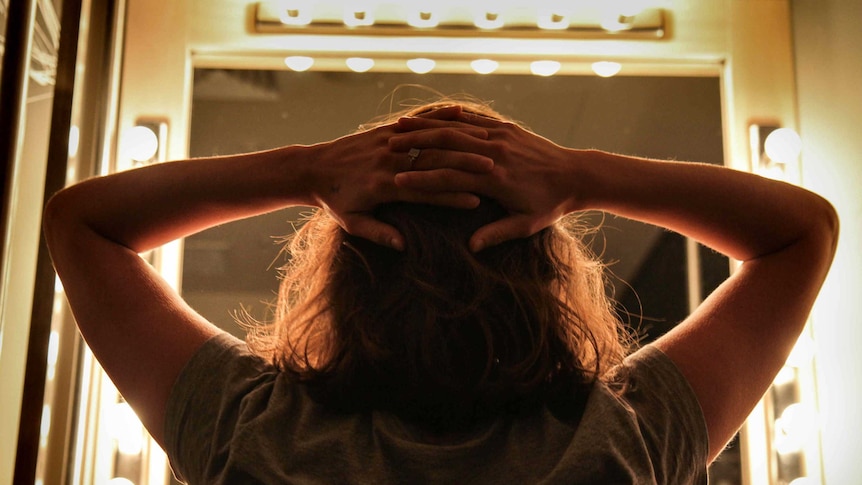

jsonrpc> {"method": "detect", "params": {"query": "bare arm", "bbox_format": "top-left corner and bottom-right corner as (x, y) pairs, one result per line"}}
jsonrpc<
(392, 114), (839, 461)
(44, 113), (492, 446)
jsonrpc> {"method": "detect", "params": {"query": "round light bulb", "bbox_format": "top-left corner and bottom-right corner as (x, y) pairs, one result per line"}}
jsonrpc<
(122, 125), (159, 163)
(592, 61), (622, 77)
(406, 58), (435, 74)
(474, 10), (503, 29)
(68, 125), (80, 158)
(471, 59), (499, 75)
(789, 478), (821, 485)
(530, 60), (561, 77)
(284, 56), (314, 72)
(108, 479), (136, 485)
(764, 127), (802, 164)
(774, 403), (819, 455)
(343, 4), (374, 27)
(279, 1), (312, 26)
(407, 8), (439, 28)
(345, 57), (374, 73)
(109, 402), (144, 455)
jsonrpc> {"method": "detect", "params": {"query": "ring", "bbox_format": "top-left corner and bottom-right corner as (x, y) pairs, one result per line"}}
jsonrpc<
(407, 148), (422, 170)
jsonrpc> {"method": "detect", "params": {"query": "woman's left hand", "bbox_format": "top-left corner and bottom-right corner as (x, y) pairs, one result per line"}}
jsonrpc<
(305, 106), (495, 250)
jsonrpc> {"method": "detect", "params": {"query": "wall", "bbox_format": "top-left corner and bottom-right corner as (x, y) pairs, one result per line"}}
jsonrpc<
(791, 1), (862, 482)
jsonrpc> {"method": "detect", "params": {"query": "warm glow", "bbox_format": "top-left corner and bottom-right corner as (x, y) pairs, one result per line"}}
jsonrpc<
(774, 403), (819, 455)
(786, 334), (816, 367)
(773, 366), (797, 386)
(470, 59), (499, 74)
(284, 55), (315, 71)
(765, 127), (803, 164)
(122, 125), (159, 163)
(109, 402), (144, 455)
(68, 125), (80, 158)
(592, 61), (622, 77)
(345, 57), (374, 72)
(406, 57), (435, 74)
(530, 60), (561, 77)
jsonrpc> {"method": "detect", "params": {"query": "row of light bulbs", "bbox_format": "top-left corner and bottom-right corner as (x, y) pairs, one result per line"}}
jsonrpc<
(283, 56), (624, 77)
(276, 1), (648, 32)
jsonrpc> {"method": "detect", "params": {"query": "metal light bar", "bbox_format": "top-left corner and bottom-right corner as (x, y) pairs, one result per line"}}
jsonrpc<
(253, 2), (666, 39)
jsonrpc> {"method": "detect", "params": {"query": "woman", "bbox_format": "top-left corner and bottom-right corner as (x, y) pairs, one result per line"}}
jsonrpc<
(44, 103), (838, 484)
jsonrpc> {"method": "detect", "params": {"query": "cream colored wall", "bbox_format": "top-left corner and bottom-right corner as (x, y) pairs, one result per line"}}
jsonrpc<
(792, 1), (862, 482)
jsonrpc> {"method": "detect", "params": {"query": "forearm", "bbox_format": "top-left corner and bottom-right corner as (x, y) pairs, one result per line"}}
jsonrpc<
(45, 144), (313, 253)
(575, 150), (838, 262)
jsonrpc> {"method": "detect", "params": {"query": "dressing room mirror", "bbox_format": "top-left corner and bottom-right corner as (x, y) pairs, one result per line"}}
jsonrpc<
(181, 68), (737, 481)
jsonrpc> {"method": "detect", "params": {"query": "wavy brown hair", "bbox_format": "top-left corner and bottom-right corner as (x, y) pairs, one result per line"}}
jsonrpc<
(245, 100), (631, 430)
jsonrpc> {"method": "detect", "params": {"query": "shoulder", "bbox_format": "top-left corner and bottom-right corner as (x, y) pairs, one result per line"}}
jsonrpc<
(591, 345), (710, 482)
(163, 332), (300, 481)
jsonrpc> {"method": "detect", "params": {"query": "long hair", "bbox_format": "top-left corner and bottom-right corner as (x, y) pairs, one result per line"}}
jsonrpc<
(245, 100), (631, 430)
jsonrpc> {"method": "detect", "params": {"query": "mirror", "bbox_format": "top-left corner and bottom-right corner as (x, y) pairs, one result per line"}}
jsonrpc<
(181, 68), (736, 480)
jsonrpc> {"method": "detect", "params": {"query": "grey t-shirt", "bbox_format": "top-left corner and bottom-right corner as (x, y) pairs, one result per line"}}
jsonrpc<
(165, 333), (708, 484)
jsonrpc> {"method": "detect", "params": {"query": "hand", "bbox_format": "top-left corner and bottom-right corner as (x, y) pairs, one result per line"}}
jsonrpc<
(391, 112), (583, 252)
(306, 107), (495, 250)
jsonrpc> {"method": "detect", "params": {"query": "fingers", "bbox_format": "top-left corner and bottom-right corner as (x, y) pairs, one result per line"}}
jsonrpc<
(398, 190), (481, 209)
(413, 105), (463, 120)
(390, 128), (489, 155)
(394, 169), (484, 195)
(342, 214), (405, 251)
(398, 110), (505, 130)
(401, 148), (493, 173)
(395, 117), (489, 139)
(469, 216), (536, 253)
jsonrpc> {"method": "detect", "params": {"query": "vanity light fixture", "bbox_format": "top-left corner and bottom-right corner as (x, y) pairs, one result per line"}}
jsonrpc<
(255, 2), (665, 39)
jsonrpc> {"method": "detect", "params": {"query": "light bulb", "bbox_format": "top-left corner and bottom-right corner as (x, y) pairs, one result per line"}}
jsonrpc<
(592, 61), (622, 77)
(406, 58), (435, 74)
(530, 60), (561, 77)
(764, 127), (802, 164)
(345, 57), (374, 72)
(407, 7), (439, 28)
(122, 125), (159, 163)
(284, 56), (314, 72)
(474, 10), (503, 29)
(278, 1), (312, 26)
(109, 402), (144, 455)
(344, 3), (374, 27)
(471, 59), (499, 75)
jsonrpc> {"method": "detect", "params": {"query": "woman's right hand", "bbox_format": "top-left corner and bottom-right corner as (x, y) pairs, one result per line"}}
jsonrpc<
(391, 112), (587, 252)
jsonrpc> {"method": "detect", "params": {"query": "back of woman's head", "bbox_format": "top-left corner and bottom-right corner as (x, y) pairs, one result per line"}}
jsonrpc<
(246, 100), (629, 430)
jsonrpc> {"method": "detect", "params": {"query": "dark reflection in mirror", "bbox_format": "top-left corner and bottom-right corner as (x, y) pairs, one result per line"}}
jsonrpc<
(183, 68), (736, 481)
